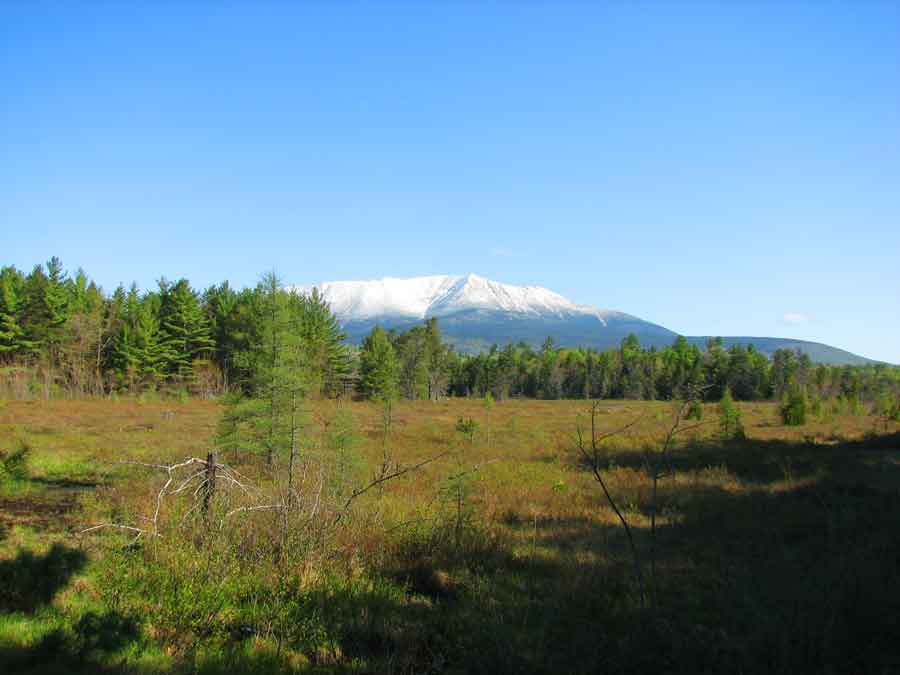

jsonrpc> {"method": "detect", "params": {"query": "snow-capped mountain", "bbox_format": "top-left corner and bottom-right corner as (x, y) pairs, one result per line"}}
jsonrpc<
(296, 273), (677, 353)
(293, 273), (875, 364)
(302, 273), (619, 322)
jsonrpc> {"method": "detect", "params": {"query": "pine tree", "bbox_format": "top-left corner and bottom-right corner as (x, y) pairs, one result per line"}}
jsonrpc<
(394, 325), (429, 399)
(780, 382), (808, 426)
(222, 273), (308, 470)
(718, 387), (745, 440)
(297, 287), (349, 398)
(203, 281), (239, 381)
(158, 278), (214, 381)
(360, 326), (400, 402)
(21, 260), (69, 361)
(43, 257), (70, 363)
(424, 317), (450, 401)
(134, 299), (168, 386)
(0, 267), (29, 358)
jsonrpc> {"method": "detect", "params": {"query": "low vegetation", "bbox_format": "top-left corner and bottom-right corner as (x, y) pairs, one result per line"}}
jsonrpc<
(2, 395), (899, 673)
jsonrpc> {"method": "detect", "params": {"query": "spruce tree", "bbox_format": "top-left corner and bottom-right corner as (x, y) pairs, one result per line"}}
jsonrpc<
(424, 317), (450, 400)
(297, 287), (349, 398)
(780, 383), (808, 426)
(134, 299), (168, 386)
(43, 257), (70, 363)
(718, 387), (744, 440)
(360, 326), (400, 402)
(0, 267), (29, 358)
(21, 262), (68, 361)
(221, 273), (308, 471)
(158, 278), (214, 381)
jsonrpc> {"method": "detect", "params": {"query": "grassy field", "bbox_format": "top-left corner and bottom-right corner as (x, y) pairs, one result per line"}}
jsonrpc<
(1, 396), (899, 673)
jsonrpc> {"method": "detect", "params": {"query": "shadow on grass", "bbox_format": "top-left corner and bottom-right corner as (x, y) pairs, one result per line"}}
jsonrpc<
(3, 432), (899, 674)
(0, 543), (87, 613)
(0, 543), (142, 674)
(573, 430), (900, 486)
(270, 429), (900, 673)
(0, 610), (142, 675)
(28, 477), (99, 490)
(486, 430), (900, 673)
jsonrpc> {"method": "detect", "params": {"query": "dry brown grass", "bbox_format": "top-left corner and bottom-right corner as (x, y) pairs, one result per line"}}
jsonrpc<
(2, 396), (900, 673)
(3, 396), (894, 563)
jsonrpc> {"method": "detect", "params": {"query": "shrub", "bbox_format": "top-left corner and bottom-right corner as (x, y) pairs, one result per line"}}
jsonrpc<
(874, 392), (899, 420)
(780, 386), (808, 426)
(0, 442), (30, 483)
(685, 399), (703, 421)
(455, 417), (479, 445)
(810, 394), (823, 418)
(718, 388), (744, 440)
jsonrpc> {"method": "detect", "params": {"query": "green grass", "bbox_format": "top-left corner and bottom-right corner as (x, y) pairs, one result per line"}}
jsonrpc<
(1, 398), (899, 673)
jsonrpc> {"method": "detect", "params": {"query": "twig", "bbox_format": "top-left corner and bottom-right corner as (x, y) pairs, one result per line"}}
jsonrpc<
(343, 451), (450, 511)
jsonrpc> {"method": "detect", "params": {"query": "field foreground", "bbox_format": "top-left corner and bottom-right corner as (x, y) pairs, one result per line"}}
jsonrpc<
(1, 397), (899, 673)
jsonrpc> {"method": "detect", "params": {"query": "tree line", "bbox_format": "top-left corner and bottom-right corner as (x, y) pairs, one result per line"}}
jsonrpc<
(1, 258), (898, 406)
(0, 258), (349, 399)
(443, 334), (900, 404)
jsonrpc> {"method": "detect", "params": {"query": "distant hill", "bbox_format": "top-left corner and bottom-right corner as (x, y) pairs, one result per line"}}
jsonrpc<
(298, 273), (877, 365)
(684, 337), (876, 366)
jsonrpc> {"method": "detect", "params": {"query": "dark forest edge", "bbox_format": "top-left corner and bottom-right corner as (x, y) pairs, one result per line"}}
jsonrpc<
(1, 258), (899, 412)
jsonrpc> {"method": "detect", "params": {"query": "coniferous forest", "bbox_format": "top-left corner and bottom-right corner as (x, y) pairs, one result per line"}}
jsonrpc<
(2, 258), (898, 408)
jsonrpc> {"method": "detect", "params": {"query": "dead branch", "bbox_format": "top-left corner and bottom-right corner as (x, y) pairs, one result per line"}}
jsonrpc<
(342, 451), (450, 511)
(576, 402), (647, 611)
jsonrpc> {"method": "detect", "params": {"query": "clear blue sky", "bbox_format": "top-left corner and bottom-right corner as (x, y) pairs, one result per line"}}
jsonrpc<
(2, 3), (898, 362)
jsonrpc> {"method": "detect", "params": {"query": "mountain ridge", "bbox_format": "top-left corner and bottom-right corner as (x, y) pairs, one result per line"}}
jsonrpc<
(296, 274), (877, 365)
(298, 273), (623, 322)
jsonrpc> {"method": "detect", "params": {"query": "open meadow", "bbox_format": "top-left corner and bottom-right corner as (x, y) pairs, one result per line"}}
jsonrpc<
(1, 396), (899, 673)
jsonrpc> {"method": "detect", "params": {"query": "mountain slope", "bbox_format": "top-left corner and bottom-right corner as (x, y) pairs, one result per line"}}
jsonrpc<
(299, 274), (876, 364)
(303, 273), (612, 321)
(684, 337), (875, 366)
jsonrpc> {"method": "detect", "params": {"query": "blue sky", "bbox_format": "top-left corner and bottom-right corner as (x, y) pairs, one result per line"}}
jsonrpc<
(2, 3), (899, 362)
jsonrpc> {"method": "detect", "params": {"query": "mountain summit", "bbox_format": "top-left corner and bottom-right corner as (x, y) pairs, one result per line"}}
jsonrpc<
(303, 273), (617, 322)
(298, 274), (874, 365)
(299, 273), (675, 353)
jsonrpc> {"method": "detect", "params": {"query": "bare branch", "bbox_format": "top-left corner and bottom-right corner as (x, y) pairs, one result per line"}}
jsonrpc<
(342, 451), (450, 512)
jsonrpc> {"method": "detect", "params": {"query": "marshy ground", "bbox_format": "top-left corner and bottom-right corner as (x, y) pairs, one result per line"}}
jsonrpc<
(1, 397), (899, 673)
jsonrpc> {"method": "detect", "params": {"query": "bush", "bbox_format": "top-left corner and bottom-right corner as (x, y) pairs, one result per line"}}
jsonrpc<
(718, 388), (744, 440)
(0, 442), (30, 483)
(685, 399), (703, 421)
(810, 394), (823, 418)
(455, 417), (479, 445)
(874, 392), (900, 421)
(780, 386), (808, 426)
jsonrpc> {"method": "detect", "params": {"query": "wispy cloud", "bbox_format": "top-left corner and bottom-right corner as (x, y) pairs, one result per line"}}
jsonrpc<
(491, 247), (513, 257)
(783, 312), (810, 325)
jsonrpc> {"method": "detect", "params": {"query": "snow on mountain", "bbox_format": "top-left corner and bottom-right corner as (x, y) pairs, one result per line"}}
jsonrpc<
(291, 274), (873, 364)
(297, 274), (616, 323)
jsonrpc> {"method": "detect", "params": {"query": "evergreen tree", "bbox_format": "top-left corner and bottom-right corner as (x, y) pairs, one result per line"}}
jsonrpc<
(203, 281), (241, 383)
(297, 287), (350, 397)
(394, 324), (429, 399)
(780, 382), (808, 426)
(158, 278), (214, 380)
(21, 260), (69, 362)
(360, 326), (400, 402)
(133, 298), (168, 386)
(218, 273), (310, 472)
(424, 317), (450, 400)
(0, 266), (29, 358)
(718, 387), (745, 440)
